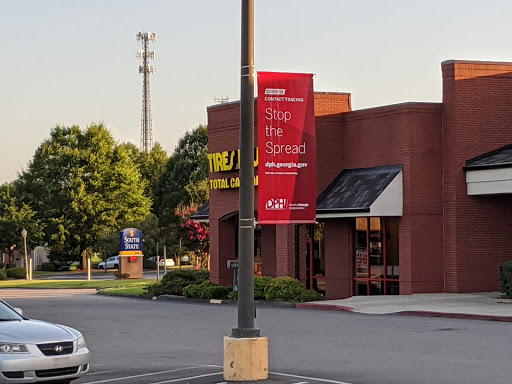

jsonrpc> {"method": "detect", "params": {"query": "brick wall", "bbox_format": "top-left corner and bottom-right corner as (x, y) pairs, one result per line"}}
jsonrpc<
(442, 60), (512, 292)
(208, 93), (351, 286)
(339, 103), (444, 295)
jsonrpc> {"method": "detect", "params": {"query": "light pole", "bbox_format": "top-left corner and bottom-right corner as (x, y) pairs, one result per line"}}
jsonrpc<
(233, 0), (258, 341)
(223, 0), (268, 380)
(21, 229), (28, 280)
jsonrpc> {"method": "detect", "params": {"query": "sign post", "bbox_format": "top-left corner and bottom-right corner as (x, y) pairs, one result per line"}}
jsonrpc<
(119, 228), (143, 279)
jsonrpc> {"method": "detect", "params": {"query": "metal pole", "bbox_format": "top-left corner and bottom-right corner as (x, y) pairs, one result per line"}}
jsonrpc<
(22, 229), (28, 280)
(87, 257), (91, 282)
(156, 242), (160, 282)
(163, 245), (167, 275)
(232, 0), (259, 338)
(29, 258), (33, 280)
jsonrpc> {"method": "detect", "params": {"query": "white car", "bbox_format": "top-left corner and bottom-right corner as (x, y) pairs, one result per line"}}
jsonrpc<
(0, 299), (90, 383)
(98, 256), (120, 270)
(147, 256), (175, 267)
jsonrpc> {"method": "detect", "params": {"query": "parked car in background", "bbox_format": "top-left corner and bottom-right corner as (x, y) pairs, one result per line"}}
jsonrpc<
(147, 256), (175, 267)
(0, 299), (90, 383)
(180, 254), (191, 265)
(98, 256), (120, 270)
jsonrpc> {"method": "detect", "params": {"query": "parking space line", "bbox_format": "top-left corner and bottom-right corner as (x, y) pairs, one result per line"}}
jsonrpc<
(86, 369), (130, 376)
(150, 372), (223, 384)
(81, 367), (198, 383)
(272, 372), (353, 384)
(202, 365), (351, 384)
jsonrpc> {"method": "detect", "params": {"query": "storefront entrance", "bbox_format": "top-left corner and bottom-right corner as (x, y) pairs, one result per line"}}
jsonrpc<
(354, 217), (399, 295)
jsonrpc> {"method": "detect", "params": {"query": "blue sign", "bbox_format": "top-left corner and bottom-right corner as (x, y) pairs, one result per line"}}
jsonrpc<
(119, 228), (143, 255)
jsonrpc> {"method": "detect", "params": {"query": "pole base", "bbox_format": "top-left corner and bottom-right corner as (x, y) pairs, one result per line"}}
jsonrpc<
(223, 336), (268, 381)
(232, 326), (260, 338)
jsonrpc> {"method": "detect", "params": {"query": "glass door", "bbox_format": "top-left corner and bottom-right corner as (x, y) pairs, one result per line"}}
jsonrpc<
(353, 217), (399, 296)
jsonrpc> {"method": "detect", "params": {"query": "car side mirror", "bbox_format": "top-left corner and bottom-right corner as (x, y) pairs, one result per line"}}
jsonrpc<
(14, 308), (23, 316)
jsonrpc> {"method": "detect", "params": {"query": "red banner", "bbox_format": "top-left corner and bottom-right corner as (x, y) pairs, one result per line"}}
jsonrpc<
(257, 72), (316, 224)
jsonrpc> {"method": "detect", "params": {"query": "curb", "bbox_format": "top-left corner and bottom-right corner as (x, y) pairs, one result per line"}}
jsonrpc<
(296, 303), (354, 312)
(294, 303), (512, 323)
(157, 295), (296, 308)
(397, 310), (512, 323)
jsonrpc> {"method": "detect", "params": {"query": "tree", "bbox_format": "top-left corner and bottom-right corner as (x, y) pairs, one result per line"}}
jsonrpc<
(16, 124), (151, 264)
(118, 142), (168, 205)
(154, 125), (208, 228)
(173, 203), (210, 269)
(0, 184), (44, 255)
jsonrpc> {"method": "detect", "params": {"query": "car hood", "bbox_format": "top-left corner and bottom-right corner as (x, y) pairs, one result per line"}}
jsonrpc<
(0, 320), (81, 344)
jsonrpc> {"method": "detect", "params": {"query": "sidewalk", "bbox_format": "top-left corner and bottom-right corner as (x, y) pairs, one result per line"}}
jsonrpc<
(296, 292), (512, 322)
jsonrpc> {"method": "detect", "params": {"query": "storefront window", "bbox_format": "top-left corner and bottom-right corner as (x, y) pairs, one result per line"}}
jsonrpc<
(307, 223), (326, 293)
(354, 217), (399, 296)
(355, 218), (368, 279)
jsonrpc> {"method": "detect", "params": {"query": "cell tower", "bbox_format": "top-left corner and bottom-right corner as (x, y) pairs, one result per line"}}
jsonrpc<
(136, 31), (157, 153)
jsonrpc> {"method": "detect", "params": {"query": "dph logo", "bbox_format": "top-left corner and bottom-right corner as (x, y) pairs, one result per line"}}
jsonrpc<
(265, 198), (288, 210)
(265, 88), (286, 95)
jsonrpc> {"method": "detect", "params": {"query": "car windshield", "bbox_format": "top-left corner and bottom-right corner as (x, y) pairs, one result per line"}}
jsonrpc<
(0, 301), (23, 321)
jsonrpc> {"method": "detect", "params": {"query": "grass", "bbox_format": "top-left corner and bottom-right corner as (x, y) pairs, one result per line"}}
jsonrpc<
(0, 279), (153, 290)
(101, 284), (152, 296)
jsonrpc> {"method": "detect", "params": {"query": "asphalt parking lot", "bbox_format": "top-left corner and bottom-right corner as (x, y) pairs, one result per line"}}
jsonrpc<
(3, 289), (512, 384)
(75, 364), (352, 384)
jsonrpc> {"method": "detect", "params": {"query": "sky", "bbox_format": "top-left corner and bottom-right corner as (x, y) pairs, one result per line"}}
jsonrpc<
(2, 0), (512, 184)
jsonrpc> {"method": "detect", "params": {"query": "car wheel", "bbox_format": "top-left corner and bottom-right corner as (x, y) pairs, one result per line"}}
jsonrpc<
(99, 265), (104, 270)
(114, 264), (119, 269)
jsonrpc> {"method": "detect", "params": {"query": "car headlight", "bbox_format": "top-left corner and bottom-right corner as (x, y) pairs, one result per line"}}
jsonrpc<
(77, 336), (87, 350)
(0, 343), (29, 353)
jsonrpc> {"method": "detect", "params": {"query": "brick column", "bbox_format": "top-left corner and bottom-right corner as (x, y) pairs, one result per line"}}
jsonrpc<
(324, 219), (352, 299)
(210, 219), (237, 286)
(260, 225), (276, 277)
(275, 225), (295, 277)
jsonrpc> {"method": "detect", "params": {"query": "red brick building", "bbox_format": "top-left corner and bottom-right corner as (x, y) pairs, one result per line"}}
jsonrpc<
(199, 60), (512, 299)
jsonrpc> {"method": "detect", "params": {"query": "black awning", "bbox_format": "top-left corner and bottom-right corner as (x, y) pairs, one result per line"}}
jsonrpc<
(316, 165), (403, 218)
(464, 144), (512, 171)
(191, 200), (209, 222)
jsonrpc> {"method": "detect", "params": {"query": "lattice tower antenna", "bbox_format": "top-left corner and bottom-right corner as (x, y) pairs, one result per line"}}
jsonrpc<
(137, 31), (157, 153)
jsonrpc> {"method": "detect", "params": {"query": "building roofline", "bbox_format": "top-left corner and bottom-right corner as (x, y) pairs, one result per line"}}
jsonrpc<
(442, 59), (512, 67)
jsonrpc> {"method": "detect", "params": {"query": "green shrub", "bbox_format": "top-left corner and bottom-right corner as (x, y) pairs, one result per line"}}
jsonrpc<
(42, 262), (56, 272)
(254, 276), (272, 300)
(296, 288), (323, 302)
(183, 280), (214, 298)
(228, 290), (238, 300)
(227, 276), (322, 303)
(146, 269), (210, 296)
(6, 268), (27, 279)
(204, 285), (231, 300)
(143, 258), (157, 270)
(0, 269), (6, 280)
(0, 261), (4, 269)
(264, 277), (304, 302)
(499, 261), (512, 298)
(264, 277), (322, 303)
(222, 276), (272, 300)
(183, 281), (231, 300)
